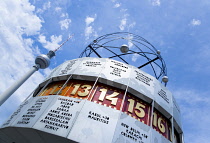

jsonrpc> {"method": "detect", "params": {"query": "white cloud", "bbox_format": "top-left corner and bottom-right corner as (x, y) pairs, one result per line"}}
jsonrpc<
(85, 26), (94, 37)
(152, 0), (161, 6)
(84, 15), (97, 40)
(0, 1), (42, 36)
(55, 7), (62, 12)
(128, 22), (136, 29)
(36, 1), (51, 13)
(38, 34), (47, 43)
(118, 9), (129, 31)
(33, 46), (41, 55)
(114, 3), (121, 8)
(128, 41), (133, 48)
(59, 18), (71, 30)
(85, 16), (95, 26)
(39, 34), (63, 51)
(24, 38), (34, 47)
(120, 8), (128, 12)
(127, 35), (134, 48)
(190, 19), (201, 26)
(0, 0), (45, 125)
(119, 18), (127, 30)
(43, 1), (51, 10)
(132, 53), (140, 62)
(61, 13), (68, 18)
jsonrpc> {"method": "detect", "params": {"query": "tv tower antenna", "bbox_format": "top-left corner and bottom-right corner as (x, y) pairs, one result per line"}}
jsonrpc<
(0, 35), (73, 106)
(53, 34), (74, 52)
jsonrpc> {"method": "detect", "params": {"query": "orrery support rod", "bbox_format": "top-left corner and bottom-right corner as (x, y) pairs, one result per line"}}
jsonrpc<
(138, 56), (159, 69)
(88, 45), (102, 58)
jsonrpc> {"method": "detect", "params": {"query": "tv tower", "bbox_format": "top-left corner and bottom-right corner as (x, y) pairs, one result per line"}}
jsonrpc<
(0, 32), (183, 143)
(0, 35), (73, 106)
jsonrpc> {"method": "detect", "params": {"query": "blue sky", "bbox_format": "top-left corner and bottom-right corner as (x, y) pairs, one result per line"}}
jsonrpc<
(0, 0), (210, 142)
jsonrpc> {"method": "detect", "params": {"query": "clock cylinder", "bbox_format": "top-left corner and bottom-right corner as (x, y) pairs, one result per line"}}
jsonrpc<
(0, 57), (183, 143)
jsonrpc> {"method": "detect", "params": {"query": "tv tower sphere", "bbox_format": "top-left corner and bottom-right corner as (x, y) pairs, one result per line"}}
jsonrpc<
(0, 32), (183, 143)
(35, 50), (55, 69)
